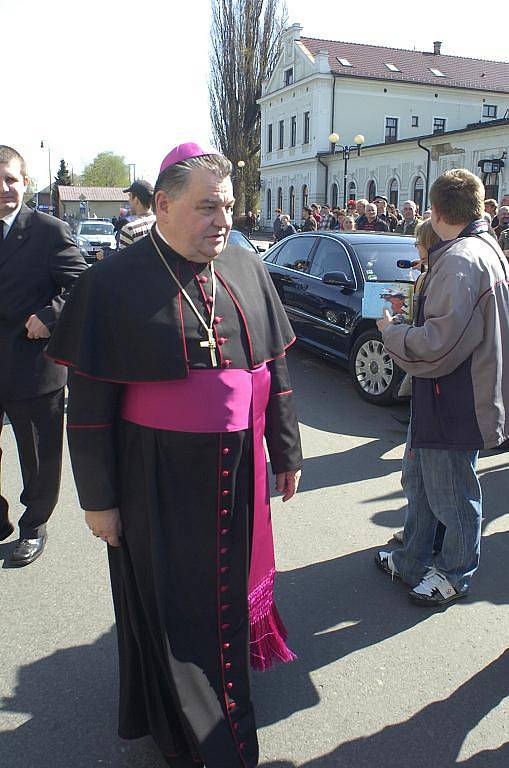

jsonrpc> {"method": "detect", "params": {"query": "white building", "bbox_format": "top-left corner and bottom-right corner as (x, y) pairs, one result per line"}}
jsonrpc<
(259, 25), (509, 224)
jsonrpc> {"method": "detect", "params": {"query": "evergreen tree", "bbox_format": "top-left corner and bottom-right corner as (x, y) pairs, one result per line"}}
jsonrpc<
(52, 158), (72, 216)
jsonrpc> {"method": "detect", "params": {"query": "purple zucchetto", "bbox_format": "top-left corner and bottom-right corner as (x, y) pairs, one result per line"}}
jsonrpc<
(159, 142), (221, 174)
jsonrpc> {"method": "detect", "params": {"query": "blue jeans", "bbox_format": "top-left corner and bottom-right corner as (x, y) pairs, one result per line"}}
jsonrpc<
(392, 440), (482, 593)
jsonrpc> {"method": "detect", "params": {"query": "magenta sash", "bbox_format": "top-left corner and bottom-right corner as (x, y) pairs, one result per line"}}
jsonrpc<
(121, 365), (295, 671)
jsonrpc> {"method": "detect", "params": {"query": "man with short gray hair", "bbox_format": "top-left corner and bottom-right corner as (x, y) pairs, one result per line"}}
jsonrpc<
(48, 142), (302, 768)
(396, 200), (418, 235)
(494, 205), (509, 238)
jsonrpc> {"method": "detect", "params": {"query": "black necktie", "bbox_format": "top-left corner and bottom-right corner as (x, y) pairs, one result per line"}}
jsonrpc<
(0, 221), (4, 242)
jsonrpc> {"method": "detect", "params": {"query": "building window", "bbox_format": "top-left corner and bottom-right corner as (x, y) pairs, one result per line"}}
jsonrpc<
(278, 120), (284, 150)
(385, 117), (398, 144)
(385, 63), (400, 72)
(266, 189), (272, 220)
(429, 68), (445, 77)
(336, 57), (352, 67)
(277, 187), (283, 211)
(348, 181), (357, 201)
(483, 172), (499, 200)
(267, 124), (273, 153)
(483, 104), (497, 118)
(290, 116), (297, 147)
(433, 117), (446, 134)
(289, 186), (295, 219)
(367, 180), (377, 201)
(303, 112), (310, 144)
(388, 178), (399, 207)
(331, 183), (339, 209)
(302, 184), (309, 209)
(413, 177), (424, 215)
(411, 115), (419, 127)
(284, 68), (294, 86)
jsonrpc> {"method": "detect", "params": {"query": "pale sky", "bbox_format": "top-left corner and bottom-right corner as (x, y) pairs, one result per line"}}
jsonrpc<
(4, 0), (508, 190)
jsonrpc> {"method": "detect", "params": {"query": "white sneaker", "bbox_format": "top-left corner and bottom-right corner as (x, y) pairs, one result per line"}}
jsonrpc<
(375, 550), (400, 580)
(409, 568), (467, 606)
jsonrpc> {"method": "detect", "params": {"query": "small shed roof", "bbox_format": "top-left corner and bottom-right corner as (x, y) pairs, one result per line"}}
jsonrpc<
(57, 186), (129, 201)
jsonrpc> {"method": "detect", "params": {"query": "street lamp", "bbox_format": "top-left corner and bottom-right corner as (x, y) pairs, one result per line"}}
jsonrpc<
(236, 160), (246, 214)
(40, 139), (53, 214)
(328, 132), (364, 208)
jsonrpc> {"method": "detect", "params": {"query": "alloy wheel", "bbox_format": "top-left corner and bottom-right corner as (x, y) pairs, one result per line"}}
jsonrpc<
(354, 338), (394, 396)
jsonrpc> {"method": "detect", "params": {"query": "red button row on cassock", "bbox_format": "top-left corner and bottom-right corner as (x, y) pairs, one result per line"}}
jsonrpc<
(220, 438), (242, 740)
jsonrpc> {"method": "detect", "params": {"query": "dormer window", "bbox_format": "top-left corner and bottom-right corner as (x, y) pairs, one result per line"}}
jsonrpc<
(284, 68), (294, 86)
(385, 63), (400, 72)
(429, 68), (445, 77)
(336, 57), (352, 67)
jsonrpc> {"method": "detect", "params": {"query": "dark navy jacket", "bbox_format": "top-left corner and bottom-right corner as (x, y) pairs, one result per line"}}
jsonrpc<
(383, 223), (509, 450)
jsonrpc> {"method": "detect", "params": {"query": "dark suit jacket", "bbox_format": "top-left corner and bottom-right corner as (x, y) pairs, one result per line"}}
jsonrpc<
(0, 205), (87, 400)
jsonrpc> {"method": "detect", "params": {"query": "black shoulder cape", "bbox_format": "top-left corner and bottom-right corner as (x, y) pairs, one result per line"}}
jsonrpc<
(47, 230), (295, 381)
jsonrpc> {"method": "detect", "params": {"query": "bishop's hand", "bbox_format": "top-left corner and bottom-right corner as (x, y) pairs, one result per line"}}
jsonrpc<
(276, 470), (302, 502)
(85, 509), (122, 547)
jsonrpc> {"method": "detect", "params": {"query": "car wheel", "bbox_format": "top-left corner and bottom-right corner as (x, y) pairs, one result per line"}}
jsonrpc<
(349, 329), (403, 405)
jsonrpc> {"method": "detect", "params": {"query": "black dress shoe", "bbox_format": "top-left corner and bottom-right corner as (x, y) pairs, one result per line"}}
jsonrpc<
(0, 521), (15, 541)
(8, 536), (47, 567)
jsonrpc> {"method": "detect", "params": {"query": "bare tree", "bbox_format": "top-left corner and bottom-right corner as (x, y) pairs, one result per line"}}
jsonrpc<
(209, 0), (287, 216)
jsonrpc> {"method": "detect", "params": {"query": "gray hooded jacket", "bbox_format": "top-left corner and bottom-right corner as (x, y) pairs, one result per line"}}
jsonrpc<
(383, 232), (509, 450)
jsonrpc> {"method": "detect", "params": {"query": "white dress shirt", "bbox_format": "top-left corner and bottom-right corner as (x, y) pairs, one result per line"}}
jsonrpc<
(1, 204), (22, 239)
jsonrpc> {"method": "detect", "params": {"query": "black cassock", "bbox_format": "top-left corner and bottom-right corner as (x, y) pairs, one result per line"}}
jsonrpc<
(47, 227), (302, 768)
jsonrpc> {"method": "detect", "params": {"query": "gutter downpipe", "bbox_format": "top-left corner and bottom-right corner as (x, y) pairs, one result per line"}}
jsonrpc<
(324, 74), (338, 203)
(318, 156), (329, 205)
(417, 138), (431, 210)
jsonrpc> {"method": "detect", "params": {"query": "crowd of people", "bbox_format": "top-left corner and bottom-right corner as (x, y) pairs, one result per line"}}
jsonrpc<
(1, 139), (509, 767)
(273, 196), (427, 240)
(272, 193), (509, 257)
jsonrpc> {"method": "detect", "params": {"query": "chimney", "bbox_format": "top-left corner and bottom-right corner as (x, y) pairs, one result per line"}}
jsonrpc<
(433, 41), (442, 55)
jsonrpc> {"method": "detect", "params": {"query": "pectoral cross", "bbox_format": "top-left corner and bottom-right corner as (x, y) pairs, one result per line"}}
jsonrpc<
(200, 329), (218, 368)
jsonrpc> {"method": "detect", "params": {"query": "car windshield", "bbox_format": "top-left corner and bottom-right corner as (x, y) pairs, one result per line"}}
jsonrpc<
(354, 242), (421, 282)
(80, 223), (114, 235)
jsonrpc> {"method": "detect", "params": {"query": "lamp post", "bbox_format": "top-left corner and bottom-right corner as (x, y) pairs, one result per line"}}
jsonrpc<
(128, 163), (136, 183)
(236, 160), (245, 215)
(40, 139), (53, 214)
(328, 133), (364, 208)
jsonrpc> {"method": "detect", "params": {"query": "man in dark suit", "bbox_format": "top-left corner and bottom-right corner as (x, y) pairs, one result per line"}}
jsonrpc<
(0, 145), (87, 566)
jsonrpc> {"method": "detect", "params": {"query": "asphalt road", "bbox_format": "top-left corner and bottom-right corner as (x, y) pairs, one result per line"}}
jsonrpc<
(1, 346), (508, 767)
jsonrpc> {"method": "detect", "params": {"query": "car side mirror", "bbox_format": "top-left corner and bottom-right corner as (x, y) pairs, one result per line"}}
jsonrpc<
(322, 271), (355, 287)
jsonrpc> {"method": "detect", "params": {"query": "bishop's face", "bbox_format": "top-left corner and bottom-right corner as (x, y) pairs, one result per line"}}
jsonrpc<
(156, 168), (234, 263)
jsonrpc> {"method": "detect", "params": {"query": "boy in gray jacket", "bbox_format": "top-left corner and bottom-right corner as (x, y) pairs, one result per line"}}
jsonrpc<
(375, 169), (509, 606)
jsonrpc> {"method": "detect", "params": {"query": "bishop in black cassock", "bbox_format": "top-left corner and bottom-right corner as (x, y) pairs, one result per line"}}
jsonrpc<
(47, 144), (302, 768)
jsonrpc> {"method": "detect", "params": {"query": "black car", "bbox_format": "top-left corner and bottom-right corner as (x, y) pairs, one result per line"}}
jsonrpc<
(262, 231), (420, 405)
(224, 228), (266, 256)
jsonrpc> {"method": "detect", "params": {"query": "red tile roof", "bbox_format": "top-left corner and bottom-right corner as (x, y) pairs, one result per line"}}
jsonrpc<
(300, 38), (509, 93)
(57, 186), (129, 201)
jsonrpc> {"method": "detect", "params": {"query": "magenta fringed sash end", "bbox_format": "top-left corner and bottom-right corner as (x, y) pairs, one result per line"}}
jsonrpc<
(248, 569), (297, 672)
